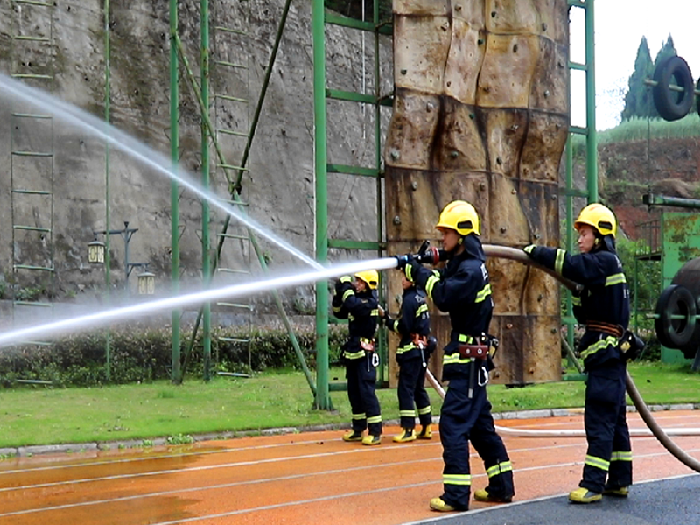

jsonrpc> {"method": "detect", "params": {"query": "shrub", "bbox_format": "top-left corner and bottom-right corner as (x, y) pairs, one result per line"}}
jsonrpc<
(0, 325), (347, 387)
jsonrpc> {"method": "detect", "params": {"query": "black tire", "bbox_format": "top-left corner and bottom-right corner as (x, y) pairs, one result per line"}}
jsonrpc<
(653, 56), (694, 122)
(654, 284), (697, 348)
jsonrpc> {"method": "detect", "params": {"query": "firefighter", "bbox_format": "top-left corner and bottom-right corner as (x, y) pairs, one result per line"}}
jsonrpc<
(523, 203), (632, 503)
(380, 272), (435, 443)
(396, 200), (515, 512)
(332, 269), (383, 445)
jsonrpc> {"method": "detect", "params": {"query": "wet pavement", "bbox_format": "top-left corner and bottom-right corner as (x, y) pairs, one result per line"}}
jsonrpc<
(0, 410), (698, 525)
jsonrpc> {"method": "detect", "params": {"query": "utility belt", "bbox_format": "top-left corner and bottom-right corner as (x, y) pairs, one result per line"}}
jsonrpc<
(360, 337), (375, 352)
(457, 334), (499, 361)
(584, 322), (645, 360)
(585, 321), (623, 338)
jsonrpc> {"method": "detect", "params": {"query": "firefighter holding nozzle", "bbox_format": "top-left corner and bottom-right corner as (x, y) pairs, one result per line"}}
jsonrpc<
(332, 270), (383, 445)
(395, 200), (515, 512)
(523, 203), (633, 503)
(379, 273), (436, 443)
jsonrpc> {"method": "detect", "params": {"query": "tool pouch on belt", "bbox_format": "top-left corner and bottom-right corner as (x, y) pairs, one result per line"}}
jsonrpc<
(458, 335), (499, 371)
(360, 338), (375, 352)
(619, 330), (645, 361)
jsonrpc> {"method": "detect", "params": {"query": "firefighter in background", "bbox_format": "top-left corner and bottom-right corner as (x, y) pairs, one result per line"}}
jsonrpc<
(332, 270), (383, 445)
(396, 200), (515, 512)
(524, 203), (632, 503)
(380, 272), (435, 443)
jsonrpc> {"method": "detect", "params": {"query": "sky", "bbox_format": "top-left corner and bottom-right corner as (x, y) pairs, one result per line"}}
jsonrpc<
(570, 0), (700, 130)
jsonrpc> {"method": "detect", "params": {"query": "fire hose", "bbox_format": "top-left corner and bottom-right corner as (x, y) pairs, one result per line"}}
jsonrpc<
(420, 244), (700, 472)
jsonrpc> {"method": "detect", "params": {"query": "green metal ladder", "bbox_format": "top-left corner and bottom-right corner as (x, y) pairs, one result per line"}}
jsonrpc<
(312, 2), (393, 407)
(9, 0), (56, 347)
(208, 0), (254, 373)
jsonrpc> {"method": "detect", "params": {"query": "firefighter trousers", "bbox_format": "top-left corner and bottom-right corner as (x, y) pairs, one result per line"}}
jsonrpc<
(397, 356), (431, 430)
(346, 354), (382, 436)
(438, 375), (514, 510)
(581, 360), (632, 493)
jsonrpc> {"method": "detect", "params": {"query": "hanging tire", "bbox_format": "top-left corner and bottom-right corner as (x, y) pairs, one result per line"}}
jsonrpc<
(653, 56), (694, 122)
(654, 284), (697, 348)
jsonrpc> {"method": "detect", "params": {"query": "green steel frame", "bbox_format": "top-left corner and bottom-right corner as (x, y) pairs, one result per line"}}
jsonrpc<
(312, 0), (388, 409)
(564, 0), (599, 359)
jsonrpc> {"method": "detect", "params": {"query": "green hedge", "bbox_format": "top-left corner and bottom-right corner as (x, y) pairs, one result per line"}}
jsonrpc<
(0, 325), (347, 387)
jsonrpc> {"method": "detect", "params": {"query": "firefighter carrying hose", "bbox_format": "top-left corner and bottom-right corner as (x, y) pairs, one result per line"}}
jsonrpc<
(380, 272), (436, 443)
(332, 270), (383, 445)
(396, 200), (515, 512)
(523, 203), (633, 503)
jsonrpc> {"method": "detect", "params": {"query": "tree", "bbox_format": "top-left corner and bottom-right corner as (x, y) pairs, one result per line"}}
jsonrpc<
(620, 37), (656, 121)
(653, 34), (678, 69)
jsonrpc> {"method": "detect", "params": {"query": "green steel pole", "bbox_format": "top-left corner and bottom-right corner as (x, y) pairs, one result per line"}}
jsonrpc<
(584, 0), (598, 203)
(200, 0), (211, 381)
(170, 0), (181, 383)
(373, 0), (385, 385)
(633, 257), (638, 333)
(312, 0), (331, 410)
(104, 0), (111, 382)
(565, 136), (574, 352)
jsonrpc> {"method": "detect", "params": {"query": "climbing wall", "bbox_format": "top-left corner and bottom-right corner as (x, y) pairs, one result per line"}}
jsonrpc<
(385, 0), (570, 385)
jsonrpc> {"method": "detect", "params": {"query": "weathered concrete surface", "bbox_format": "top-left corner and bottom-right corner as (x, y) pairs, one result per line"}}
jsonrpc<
(0, 0), (392, 320)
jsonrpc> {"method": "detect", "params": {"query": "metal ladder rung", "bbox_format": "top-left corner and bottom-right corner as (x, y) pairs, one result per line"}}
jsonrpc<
(12, 189), (52, 195)
(12, 36), (51, 42)
(13, 225), (51, 232)
(224, 198), (249, 207)
(12, 113), (53, 119)
(12, 151), (54, 158)
(12, 0), (52, 6)
(216, 129), (248, 137)
(215, 94), (248, 103)
(216, 302), (253, 310)
(213, 60), (247, 69)
(11, 73), (53, 80)
(13, 264), (54, 272)
(217, 268), (251, 274)
(13, 301), (52, 307)
(218, 337), (251, 343)
(218, 164), (249, 172)
(219, 233), (249, 240)
(214, 26), (248, 36)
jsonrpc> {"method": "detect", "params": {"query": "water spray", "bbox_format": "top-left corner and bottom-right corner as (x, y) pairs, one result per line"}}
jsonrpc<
(0, 73), (321, 270)
(0, 258), (396, 348)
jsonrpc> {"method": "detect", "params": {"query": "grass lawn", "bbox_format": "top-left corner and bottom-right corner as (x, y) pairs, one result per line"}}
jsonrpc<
(0, 362), (698, 449)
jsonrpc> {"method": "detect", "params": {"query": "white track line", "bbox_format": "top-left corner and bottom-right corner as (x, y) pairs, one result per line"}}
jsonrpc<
(4, 442), (692, 518)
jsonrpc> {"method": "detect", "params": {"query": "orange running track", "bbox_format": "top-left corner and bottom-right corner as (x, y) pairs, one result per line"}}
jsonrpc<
(1, 410), (699, 525)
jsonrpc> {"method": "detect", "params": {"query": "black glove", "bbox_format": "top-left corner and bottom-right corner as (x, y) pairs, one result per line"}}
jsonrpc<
(394, 254), (415, 271)
(523, 244), (537, 258)
(335, 275), (353, 294)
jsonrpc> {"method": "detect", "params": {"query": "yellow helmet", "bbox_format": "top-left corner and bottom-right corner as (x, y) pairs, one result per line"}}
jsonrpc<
(354, 270), (379, 290)
(574, 203), (617, 238)
(436, 200), (480, 236)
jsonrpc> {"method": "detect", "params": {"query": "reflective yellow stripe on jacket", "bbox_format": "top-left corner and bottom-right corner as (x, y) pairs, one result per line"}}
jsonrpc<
(580, 335), (618, 361)
(606, 273), (626, 286)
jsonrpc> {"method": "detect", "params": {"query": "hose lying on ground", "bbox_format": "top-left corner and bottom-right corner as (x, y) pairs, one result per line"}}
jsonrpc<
(422, 244), (700, 472)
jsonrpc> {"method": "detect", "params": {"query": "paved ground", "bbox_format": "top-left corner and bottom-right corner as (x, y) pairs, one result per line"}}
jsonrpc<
(0, 410), (698, 525)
